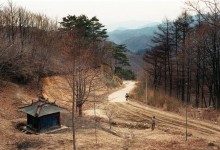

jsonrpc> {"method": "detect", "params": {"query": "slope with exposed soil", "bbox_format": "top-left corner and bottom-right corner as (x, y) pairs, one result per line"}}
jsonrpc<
(0, 78), (220, 150)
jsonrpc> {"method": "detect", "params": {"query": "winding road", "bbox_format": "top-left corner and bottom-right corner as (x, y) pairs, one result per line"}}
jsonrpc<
(108, 81), (135, 102)
(86, 80), (220, 143)
(109, 81), (220, 141)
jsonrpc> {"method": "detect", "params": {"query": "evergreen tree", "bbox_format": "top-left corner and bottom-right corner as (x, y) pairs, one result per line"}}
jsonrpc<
(112, 44), (134, 80)
(112, 44), (130, 69)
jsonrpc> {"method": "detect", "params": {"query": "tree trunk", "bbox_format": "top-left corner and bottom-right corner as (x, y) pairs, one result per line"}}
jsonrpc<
(176, 62), (180, 99)
(72, 82), (76, 150)
(79, 104), (83, 116)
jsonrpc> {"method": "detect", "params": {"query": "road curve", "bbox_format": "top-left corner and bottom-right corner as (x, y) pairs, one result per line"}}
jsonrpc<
(107, 80), (220, 142)
(108, 81), (136, 102)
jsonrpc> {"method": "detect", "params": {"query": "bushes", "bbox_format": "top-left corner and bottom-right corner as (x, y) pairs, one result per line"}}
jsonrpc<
(104, 76), (122, 88)
(0, 62), (34, 84)
(130, 82), (146, 103)
(115, 67), (136, 80)
(132, 81), (183, 112)
(166, 98), (183, 112)
(147, 91), (183, 112)
(17, 141), (42, 150)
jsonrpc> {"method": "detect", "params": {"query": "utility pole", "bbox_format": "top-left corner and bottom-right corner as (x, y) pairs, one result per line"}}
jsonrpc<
(185, 82), (188, 141)
(186, 98), (188, 141)
(146, 78), (147, 105)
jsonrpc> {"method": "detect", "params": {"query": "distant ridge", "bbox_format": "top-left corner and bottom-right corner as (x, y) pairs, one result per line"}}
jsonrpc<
(106, 20), (159, 32)
(108, 23), (159, 54)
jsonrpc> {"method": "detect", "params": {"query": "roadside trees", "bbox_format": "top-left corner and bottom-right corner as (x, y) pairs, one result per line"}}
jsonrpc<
(60, 15), (108, 149)
(186, 0), (220, 109)
(60, 15), (108, 116)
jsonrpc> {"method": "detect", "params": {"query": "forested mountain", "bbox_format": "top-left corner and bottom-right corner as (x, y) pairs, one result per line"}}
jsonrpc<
(126, 51), (144, 74)
(108, 25), (158, 54)
(143, 6), (220, 109)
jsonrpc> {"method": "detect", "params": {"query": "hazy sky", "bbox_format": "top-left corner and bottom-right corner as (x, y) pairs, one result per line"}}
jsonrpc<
(1, 0), (185, 31)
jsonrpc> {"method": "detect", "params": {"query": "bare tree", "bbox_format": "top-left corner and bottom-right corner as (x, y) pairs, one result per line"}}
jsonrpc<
(104, 105), (117, 129)
(186, 0), (220, 108)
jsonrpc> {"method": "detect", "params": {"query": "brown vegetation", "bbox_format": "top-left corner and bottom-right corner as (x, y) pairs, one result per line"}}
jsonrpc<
(0, 1), (220, 150)
(0, 78), (220, 150)
(143, 0), (220, 110)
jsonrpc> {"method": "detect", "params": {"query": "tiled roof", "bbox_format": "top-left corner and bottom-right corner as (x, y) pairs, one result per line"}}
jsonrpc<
(20, 99), (65, 117)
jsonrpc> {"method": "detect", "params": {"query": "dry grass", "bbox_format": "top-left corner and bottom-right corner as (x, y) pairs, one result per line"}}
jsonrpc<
(131, 82), (220, 125)
(0, 78), (220, 150)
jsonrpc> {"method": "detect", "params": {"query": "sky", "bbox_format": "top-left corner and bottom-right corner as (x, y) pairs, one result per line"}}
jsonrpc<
(1, 0), (185, 31)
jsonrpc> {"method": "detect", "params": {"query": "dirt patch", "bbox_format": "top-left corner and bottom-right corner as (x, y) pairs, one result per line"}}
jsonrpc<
(84, 109), (108, 119)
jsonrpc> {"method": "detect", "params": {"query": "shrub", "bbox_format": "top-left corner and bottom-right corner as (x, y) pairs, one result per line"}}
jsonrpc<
(104, 75), (122, 88)
(132, 82), (183, 112)
(115, 67), (136, 80)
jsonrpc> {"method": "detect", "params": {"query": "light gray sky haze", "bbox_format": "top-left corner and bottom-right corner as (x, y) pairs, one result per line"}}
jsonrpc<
(1, 0), (184, 31)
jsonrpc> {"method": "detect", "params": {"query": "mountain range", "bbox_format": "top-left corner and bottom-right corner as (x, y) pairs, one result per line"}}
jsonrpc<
(107, 23), (159, 54)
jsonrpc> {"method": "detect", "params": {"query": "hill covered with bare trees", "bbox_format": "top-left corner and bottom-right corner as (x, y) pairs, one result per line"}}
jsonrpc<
(0, 1), (135, 96)
(139, 0), (220, 110)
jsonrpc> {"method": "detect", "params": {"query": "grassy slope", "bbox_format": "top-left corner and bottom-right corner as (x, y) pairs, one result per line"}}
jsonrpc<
(0, 78), (219, 150)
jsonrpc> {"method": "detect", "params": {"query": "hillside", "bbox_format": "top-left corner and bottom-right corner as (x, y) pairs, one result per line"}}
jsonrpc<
(123, 35), (152, 54)
(126, 51), (144, 74)
(0, 78), (219, 150)
(108, 25), (158, 54)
